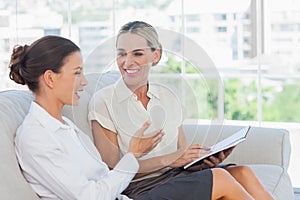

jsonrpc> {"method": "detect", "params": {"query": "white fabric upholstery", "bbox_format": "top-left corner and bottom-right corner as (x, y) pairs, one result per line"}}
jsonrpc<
(182, 124), (291, 168)
(0, 90), (39, 200)
(0, 71), (294, 200)
(249, 165), (294, 199)
(183, 124), (294, 199)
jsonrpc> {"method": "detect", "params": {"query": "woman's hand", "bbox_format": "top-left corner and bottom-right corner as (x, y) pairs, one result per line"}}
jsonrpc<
(169, 144), (211, 168)
(201, 146), (235, 169)
(128, 121), (164, 158)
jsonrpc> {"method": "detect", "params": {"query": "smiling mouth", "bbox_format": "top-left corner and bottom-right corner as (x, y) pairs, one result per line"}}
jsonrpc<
(74, 92), (79, 99)
(74, 90), (83, 99)
(125, 69), (139, 74)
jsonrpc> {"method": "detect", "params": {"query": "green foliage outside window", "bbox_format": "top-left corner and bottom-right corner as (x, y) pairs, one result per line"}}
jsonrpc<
(153, 55), (201, 74)
(262, 82), (300, 122)
(152, 56), (300, 122)
(223, 79), (257, 121)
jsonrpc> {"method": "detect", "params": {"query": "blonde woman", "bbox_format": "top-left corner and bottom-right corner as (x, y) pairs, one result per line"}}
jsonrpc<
(89, 21), (273, 200)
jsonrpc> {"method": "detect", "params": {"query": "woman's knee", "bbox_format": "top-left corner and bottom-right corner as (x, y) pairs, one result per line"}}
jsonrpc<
(226, 165), (255, 179)
(211, 168), (249, 199)
(212, 168), (235, 183)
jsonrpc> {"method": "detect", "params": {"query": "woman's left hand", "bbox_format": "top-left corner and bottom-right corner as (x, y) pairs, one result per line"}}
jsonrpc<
(201, 146), (235, 169)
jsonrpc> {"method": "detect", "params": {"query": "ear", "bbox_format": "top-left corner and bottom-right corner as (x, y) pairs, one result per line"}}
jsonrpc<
(42, 70), (55, 89)
(152, 48), (161, 66)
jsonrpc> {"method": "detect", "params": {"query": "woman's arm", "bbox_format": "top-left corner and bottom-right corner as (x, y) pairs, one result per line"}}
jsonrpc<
(16, 126), (139, 200)
(136, 125), (210, 177)
(92, 122), (208, 178)
(92, 120), (121, 169)
(92, 120), (170, 177)
(92, 120), (164, 170)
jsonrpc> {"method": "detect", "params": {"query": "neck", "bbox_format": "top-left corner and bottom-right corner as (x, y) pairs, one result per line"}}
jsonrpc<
(35, 95), (64, 123)
(130, 84), (150, 109)
(131, 84), (148, 100)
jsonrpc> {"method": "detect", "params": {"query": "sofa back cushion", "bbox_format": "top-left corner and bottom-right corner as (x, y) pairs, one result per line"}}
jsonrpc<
(0, 90), (39, 199)
(183, 124), (291, 168)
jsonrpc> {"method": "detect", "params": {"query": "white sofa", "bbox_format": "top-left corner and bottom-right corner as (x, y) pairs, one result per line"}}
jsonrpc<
(0, 71), (294, 200)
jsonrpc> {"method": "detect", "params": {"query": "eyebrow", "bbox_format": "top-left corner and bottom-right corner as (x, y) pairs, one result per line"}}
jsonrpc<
(73, 66), (82, 70)
(117, 48), (147, 52)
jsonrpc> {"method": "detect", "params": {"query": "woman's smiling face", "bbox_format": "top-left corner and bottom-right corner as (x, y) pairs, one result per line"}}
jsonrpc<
(52, 51), (87, 107)
(116, 33), (160, 91)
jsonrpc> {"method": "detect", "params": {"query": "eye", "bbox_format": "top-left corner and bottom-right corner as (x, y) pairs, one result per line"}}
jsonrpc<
(134, 51), (143, 56)
(117, 51), (126, 57)
(75, 70), (81, 75)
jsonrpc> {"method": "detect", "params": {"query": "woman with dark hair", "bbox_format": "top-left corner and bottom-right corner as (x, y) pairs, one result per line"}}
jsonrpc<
(89, 21), (273, 200)
(11, 35), (164, 200)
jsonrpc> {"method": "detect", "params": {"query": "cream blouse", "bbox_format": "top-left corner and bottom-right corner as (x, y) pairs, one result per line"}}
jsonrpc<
(89, 78), (183, 180)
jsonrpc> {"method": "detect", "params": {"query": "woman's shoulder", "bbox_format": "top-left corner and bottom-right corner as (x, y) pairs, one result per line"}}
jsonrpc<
(150, 82), (176, 93)
(15, 104), (64, 150)
(91, 83), (115, 100)
(15, 120), (55, 153)
(150, 83), (181, 101)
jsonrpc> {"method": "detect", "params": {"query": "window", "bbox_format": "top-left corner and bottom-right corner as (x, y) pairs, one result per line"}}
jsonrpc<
(216, 26), (227, 32)
(2, 0), (299, 122)
(214, 14), (227, 21)
(186, 14), (200, 22)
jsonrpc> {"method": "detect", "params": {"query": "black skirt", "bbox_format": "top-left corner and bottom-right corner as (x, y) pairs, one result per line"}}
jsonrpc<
(125, 168), (213, 200)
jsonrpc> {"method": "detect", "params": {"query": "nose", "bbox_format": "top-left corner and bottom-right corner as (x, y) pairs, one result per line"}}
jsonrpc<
(80, 73), (88, 86)
(124, 54), (134, 68)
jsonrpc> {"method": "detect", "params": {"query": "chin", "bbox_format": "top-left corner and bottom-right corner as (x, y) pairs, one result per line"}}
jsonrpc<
(72, 101), (79, 106)
(124, 77), (142, 87)
(69, 99), (79, 106)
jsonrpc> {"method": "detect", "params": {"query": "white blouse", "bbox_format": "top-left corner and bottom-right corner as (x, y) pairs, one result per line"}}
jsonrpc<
(88, 78), (183, 180)
(15, 102), (138, 200)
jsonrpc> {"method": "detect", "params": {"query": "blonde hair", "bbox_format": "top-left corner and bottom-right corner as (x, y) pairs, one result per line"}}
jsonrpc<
(117, 21), (162, 65)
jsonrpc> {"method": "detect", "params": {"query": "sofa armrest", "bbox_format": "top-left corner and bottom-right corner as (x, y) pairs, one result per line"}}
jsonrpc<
(182, 124), (291, 170)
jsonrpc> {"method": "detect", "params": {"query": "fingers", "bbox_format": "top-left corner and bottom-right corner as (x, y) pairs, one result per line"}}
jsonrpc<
(189, 144), (211, 152)
(186, 144), (211, 156)
(189, 144), (209, 149)
(151, 130), (164, 147)
(224, 147), (234, 157)
(189, 144), (202, 149)
(134, 120), (151, 137)
(203, 156), (220, 168)
(179, 146), (208, 162)
(218, 151), (225, 161)
(147, 128), (163, 138)
(177, 144), (210, 159)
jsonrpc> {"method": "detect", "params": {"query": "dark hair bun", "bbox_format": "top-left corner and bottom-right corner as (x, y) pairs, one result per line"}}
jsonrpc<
(9, 45), (29, 85)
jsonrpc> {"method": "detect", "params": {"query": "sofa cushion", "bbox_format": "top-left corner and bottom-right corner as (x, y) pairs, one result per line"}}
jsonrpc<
(0, 90), (39, 199)
(182, 124), (291, 169)
(0, 90), (34, 142)
(248, 164), (294, 200)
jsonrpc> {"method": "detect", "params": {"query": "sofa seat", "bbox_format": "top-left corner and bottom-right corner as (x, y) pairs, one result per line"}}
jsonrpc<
(249, 165), (293, 198)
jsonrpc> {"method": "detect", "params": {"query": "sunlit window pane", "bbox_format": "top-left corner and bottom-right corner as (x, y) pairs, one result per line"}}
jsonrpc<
(261, 0), (300, 122)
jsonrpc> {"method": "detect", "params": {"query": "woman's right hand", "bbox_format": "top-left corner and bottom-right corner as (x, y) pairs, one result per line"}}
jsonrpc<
(169, 144), (211, 168)
(128, 121), (164, 158)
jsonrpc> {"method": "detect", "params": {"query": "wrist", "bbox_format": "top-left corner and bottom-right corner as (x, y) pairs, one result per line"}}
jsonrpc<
(164, 151), (180, 168)
(128, 147), (140, 158)
(162, 156), (170, 168)
(128, 151), (143, 159)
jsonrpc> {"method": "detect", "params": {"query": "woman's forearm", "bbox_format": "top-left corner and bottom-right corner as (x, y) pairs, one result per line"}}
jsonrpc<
(135, 150), (182, 178)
